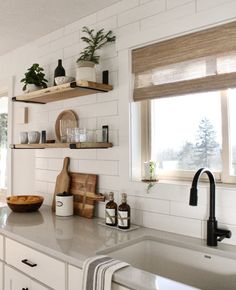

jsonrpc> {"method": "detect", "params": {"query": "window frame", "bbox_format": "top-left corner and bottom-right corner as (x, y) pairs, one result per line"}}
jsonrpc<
(138, 89), (236, 184)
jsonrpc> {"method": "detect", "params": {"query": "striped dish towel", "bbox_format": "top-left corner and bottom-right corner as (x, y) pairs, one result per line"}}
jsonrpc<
(82, 255), (129, 290)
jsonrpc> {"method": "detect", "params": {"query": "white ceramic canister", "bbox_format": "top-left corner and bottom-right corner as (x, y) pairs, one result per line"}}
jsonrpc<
(76, 60), (96, 82)
(28, 131), (40, 144)
(19, 131), (28, 144)
(56, 192), (74, 217)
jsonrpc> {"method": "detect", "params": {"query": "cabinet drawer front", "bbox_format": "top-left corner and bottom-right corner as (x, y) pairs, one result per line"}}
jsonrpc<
(5, 265), (50, 290)
(0, 235), (3, 260)
(5, 238), (66, 290)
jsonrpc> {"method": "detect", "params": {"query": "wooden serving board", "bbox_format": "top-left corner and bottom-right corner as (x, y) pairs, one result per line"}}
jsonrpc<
(69, 172), (105, 218)
(52, 157), (70, 212)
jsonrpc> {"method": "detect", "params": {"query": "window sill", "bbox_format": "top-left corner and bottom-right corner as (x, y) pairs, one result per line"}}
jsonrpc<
(132, 177), (236, 190)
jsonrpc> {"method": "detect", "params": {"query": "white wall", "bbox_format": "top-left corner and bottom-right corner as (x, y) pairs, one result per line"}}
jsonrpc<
(1, 0), (236, 245)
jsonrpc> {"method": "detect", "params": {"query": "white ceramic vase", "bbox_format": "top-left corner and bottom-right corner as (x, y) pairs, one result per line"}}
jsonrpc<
(76, 61), (96, 82)
(25, 84), (41, 93)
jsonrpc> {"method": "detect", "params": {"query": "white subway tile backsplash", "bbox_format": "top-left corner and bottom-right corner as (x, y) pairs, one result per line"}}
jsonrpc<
(36, 27), (65, 46)
(96, 90), (119, 103)
(118, 0), (165, 27)
(141, 2), (196, 31)
(35, 149), (64, 159)
(98, 175), (121, 190)
(35, 181), (48, 193)
(196, 0), (234, 12)
(167, 0), (194, 10)
(47, 182), (56, 195)
(35, 158), (48, 170)
(129, 195), (170, 214)
(116, 22), (140, 38)
(51, 32), (80, 52)
(63, 43), (80, 59)
(70, 159), (80, 172)
(4, 0), (236, 245)
(97, 147), (120, 161)
(62, 148), (97, 160)
(100, 43), (117, 59)
(140, 0), (153, 4)
(65, 13), (97, 34)
(97, 56), (118, 73)
(74, 101), (118, 118)
(63, 94), (97, 108)
(142, 211), (202, 238)
(47, 158), (63, 171)
(170, 201), (208, 220)
(96, 16), (118, 30)
(78, 118), (97, 130)
(96, 0), (139, 22)
(39, 49), (63, 66)
(35, 169), (59, 183)
(78, 160), (119, 176)
(96, 116), (120, 130)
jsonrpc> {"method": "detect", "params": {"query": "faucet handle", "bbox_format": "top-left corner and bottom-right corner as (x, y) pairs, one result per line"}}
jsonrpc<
(216, 228), (231, 242)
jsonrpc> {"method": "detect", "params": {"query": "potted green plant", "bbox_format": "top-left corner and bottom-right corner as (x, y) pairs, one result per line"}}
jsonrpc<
(76, 26), (116, 82)
(21, 63), (48, 92)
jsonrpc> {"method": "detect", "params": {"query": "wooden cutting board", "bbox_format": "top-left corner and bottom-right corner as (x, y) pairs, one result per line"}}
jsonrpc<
(55, 110), (78, 142)
(52, 157), (71, 211)
(69, 172), (105, 218)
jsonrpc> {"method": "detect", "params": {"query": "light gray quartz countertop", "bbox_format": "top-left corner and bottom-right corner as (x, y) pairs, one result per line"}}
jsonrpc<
(0, 205), (236, 290)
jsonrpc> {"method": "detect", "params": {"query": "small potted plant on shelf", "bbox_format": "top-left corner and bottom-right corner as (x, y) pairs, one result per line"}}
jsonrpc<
(76, 26), (116, 82)
(21, 63), (48, 93)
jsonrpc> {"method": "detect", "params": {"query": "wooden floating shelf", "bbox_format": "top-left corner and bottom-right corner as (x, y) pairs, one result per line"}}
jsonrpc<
(10, 142), (113, 149)
(12, 80), (113, 104)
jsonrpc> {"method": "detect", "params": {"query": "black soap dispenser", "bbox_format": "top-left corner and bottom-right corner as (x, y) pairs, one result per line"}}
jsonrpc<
(54, 59), (65, 85)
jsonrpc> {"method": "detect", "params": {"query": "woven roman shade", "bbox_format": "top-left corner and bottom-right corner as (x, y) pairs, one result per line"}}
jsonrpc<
(132, 21), (236, 102)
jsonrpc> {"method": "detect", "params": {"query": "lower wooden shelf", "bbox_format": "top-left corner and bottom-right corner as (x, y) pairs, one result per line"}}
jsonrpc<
(10, 142), (113, 149)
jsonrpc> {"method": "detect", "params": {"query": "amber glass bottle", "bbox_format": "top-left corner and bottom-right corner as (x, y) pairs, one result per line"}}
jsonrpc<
(105, 192), (117, 226)
(118, 193), (130, 229)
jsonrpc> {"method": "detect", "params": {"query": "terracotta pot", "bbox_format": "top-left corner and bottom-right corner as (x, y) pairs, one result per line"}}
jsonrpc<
(76, 61), (96, 82)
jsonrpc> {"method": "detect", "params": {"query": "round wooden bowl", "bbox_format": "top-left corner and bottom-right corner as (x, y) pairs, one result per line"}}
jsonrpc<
(6, 195), (44, 213)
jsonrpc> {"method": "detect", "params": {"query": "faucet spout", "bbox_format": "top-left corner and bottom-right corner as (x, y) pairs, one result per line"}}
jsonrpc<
(189, 168), (231, 246)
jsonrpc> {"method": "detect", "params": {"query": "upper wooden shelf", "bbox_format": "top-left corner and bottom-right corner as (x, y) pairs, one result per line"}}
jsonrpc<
(12, 81), (113, 104)
(10, 142), (113, 149)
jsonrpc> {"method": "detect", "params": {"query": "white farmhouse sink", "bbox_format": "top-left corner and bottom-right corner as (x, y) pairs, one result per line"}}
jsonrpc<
(99, 237), (236, 290)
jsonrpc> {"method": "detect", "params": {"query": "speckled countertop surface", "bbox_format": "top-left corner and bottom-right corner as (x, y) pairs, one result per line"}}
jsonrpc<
(0, 205), (236, 290)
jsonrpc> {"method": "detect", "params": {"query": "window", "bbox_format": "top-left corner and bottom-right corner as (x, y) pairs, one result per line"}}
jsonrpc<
(151, 92), (222, 172)
(131, 21), (236, 183)
(0, 96), (8, 195)
(131, 90), (236, 183)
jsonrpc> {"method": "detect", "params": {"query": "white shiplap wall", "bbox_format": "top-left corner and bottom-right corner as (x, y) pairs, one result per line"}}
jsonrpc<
(1, 0), (236, 245)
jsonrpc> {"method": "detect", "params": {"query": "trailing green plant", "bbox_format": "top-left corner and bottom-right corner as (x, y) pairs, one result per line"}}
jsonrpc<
(77, 26), (116, 64)
(21, 63), (48, 91)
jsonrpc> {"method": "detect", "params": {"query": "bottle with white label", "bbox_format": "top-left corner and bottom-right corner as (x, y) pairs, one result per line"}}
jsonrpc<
(105, 192), (117, 226)
(118, 193), (130, 229)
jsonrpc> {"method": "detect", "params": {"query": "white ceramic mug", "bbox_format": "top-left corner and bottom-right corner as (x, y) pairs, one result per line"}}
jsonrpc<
(19, 132), (28, 144)
(28, 131), (40, 144)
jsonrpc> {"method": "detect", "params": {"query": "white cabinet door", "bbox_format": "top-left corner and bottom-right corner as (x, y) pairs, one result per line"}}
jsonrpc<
(0, 261), (3, 290)
(68, 265), (82, 290)
(68, 264), (131, 290)
(5, 265), (49, 290)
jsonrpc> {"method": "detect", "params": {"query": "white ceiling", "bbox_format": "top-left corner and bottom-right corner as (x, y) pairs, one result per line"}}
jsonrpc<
(0, 0), (120, 56)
